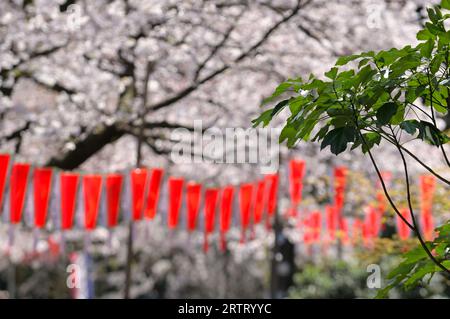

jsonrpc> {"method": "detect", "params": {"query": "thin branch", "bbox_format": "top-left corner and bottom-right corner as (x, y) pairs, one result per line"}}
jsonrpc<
(349, 102), (414, 230)
(391, 126), (450, 275)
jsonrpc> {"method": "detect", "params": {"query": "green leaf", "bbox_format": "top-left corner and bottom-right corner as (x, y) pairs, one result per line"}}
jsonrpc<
(417, 28), (434, 41)
(279, 125), (297, 146)
(391, 104), (406, 125)
(400, 120), (420, 135)
(442, 0), (450, 10)
(417, 120), (450, 146)
(387, 262), (416, 280)
(271, 99), (290, 117)
(361, 132), (381, 153)
(335, 54), (361, 66)
(404, 261), (436, 289)
(376, 102), (399, 125)
(262, 80), (300, 104)
(320, 126), (357, 155)
(325, 67), (338, 80)
(420, 39), (434, 58)
(312, 124), (330, 142)
(402, 245), (429, 265)
(252, 109), (273, 127)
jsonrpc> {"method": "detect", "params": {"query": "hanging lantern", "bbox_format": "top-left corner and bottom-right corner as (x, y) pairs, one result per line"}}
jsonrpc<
(419, 175), (436, 241)
(83, 175), (103, 231)
(253, 179), (266, 224)
(144, 168), (164, 219)
(0, 154), (10, 213)
(303, 213), (313, 245)
(239, 183), (254, 242)
(364, 205), (381, 239)
(33, 168), (53, 228)
(422, 211), (435, 241)
(288, 159), (306, 217)
(186, 182), (202, 232)
(168, 177), (184, 229)
(265, 173), (278, 229)
(396, 208), (412, 240)
(220, 186), (234, 251)
(130, 168), (148, 221)
(333, 166), (347, 216)
(9, 163), (31, 224)
(60, 172), (80, 230)
(312, 211), (322, 243)
(105, 174), (123, 228)
(204, 188), (219, 252)
(420, 175), (436, 211)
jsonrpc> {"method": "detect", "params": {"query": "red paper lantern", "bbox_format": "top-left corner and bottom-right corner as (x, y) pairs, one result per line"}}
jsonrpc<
(9, 163), (31, 224)
(239, 183), (253, 242)
(396, 208), (412, 240)
(0, 154), (10, 213)
(333, 166), (347, 215)
(253, 180), (266, 224)
(304, 211), (321, 244)
(33, 168), (53, 228)
(289, 159), (306, 207)
(312, 211), (322, 242)
(83, 175), (103, 231)
(186, 182), (202, 232)
(131, 168), (148, 221)
(168, 177), (184, 229)
(419, 175), (436, 240)
(303, 214), (313, 245)
(264, 173), (278, 229)
(60, 172), (79, 230)
(422, 211), (435, 241)
(144, 168), (164, 219)
(106, 174), (123, 228)
(204, 188), (219, 233)
(365, 205), (381, 238)
(204, 188), (219, 252)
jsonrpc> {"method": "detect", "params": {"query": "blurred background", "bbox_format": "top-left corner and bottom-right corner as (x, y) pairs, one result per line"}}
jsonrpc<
(1, 0), (449, 299)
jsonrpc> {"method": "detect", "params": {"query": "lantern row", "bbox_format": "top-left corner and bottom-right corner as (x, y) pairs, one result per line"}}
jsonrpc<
(0, 154), (439, 250)
(287, 159), (438, 244)
(0, 154), (279, 251)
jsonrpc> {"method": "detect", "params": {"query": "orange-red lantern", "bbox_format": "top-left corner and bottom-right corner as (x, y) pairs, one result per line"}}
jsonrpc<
(144, 168), (164, 219)
(130, 168), (148, 221)
(60, 172), (79, 230)
(9, 163), (31, 224)
(0, 154), (10, 213)
(33, 168), (53, 228)
(186, 182), (202, 232)
(239, 183), (253, 242)
(204, 188), (219, 252)
(106, 174), (123, 228)
(83, 175), (103, 231)
(253, 179), (266, 224)
(396, 208), (412, 240)
(168, 177), (184, 229)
